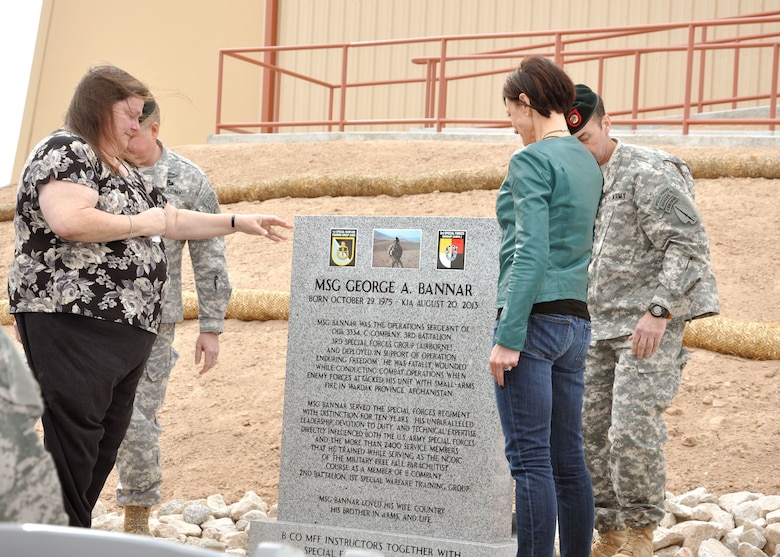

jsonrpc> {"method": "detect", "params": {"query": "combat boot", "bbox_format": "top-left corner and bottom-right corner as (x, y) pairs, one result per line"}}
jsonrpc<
(614, 525), (654, 557)
(591, 529), (627, 557)
(123, 505), (151, 535)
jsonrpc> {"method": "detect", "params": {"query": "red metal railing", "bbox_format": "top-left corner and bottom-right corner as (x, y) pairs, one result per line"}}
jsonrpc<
(215, 12), (780, 135)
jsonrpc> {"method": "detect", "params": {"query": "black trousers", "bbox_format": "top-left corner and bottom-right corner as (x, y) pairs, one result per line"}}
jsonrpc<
(15, 312), (156, 527)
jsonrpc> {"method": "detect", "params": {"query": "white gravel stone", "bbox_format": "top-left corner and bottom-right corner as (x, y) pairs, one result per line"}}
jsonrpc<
(94, 487), (780, 556)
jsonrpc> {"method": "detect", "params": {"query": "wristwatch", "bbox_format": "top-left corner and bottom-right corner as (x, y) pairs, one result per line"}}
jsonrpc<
(648, 303), (671, 319)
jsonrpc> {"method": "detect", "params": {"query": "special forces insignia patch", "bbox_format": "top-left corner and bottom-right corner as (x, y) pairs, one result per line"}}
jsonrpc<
(437, 231), (466, 270)
(330, 229), (357, 266)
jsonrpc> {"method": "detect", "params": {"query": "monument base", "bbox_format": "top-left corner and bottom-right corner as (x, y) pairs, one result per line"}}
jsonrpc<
(249, 518), (517, 557)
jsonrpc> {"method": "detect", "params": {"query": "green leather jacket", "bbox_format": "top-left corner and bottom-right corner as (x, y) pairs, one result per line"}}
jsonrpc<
(494, 136), (603, 351)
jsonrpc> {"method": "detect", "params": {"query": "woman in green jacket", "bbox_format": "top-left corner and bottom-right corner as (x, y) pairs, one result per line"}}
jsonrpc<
(489, 56), (603, 557)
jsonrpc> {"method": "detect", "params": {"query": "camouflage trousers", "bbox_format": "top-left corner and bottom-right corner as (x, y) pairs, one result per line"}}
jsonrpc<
(115, 323), (179, 506)
(583, 321), (688, 531)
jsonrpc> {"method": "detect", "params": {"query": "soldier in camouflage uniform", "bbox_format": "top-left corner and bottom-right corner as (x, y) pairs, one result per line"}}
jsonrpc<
(0, 327), (68, 525)
(567, 85), (720, 557)
(388, 237), (404, 267)
(115, 98), (232, 534)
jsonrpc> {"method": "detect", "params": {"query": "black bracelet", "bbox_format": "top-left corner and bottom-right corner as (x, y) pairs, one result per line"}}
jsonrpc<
(231, 214), (236, 228)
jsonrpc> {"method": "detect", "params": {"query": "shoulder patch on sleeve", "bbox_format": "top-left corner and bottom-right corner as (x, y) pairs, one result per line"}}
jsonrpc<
(654, 187), (700, 225)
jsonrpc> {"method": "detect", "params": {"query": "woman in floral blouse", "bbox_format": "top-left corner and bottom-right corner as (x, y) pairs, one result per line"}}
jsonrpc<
(7, 65), (291, 527)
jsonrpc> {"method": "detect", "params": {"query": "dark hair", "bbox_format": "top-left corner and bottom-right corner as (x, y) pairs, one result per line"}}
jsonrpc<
(65, 65), (151, 165)
(140, 97), (160, 125)
(591, 96), (606, 125)
(502, 56), (575, 117)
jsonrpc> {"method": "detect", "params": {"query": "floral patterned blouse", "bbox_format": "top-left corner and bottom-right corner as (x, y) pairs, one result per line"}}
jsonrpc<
(7, 130), (169, 334)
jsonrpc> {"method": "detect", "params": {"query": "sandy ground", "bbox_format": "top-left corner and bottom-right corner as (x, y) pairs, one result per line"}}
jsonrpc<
(0, 139), (778, 515)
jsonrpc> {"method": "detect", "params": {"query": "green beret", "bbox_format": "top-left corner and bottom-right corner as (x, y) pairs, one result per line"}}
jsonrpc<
(567, 84), (599, 133)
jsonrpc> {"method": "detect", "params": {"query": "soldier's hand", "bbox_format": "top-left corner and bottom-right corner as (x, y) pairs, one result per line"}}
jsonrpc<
(630, 313), (667, 359)
(195, 332), (220, 374)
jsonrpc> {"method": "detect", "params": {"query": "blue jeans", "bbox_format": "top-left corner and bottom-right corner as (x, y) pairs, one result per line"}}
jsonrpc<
(494, 313), (595, 557)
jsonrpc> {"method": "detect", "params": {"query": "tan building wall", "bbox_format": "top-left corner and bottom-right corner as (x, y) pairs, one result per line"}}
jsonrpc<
(272, 0), (777, 132)
(13, 0), (776, 180)
(14, 0), (269, 181)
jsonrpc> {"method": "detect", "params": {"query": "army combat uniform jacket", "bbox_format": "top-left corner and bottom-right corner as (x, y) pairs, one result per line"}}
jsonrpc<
(588, 140), (720, 341)
(139, 143), (232, 332)
(0, 329), (68, 524)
